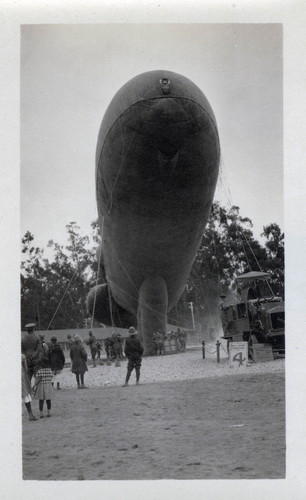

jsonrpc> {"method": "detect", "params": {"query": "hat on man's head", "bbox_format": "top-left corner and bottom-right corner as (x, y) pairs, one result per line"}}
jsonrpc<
(128, 326), (136, 336)
(25, 323), (36, 330)
(74, 334), (82, 342)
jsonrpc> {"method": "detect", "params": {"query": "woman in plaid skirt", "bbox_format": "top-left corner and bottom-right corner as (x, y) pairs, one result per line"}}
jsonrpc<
(33, 355), (54, 418)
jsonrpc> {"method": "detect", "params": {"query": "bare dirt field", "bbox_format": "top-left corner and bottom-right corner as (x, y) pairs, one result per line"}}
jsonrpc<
(22, 348), (285, 480)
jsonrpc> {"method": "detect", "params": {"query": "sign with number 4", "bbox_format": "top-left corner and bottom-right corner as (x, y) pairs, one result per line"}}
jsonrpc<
(229, 342), (248, 368)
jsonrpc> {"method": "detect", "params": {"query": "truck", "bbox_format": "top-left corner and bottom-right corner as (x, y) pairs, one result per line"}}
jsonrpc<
(220, 271), (285, 356)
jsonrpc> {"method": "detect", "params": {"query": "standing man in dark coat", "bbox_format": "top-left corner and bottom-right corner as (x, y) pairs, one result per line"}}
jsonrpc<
(48, 336), (66, 390)
(104, 337), (111, 359)
(112, 332), (122, 361)
(96, 341), (102, 361)
(122, 327), (144, 386)
(86, 331), (98, 367)
(21, 323), (41, 382)
(70, 335), (88, 389)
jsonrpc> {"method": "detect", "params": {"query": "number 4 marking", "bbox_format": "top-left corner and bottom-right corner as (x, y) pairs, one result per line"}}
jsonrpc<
(233, 351), (246, 366)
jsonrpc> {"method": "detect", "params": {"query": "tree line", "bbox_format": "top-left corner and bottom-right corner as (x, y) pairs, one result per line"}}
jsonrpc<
(21, 203), (284, 332)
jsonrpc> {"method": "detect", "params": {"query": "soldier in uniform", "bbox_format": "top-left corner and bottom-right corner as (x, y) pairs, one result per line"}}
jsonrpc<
(152, 331), (159, 355)
(96, 341), (102, 361)
(179, 329), (187, 351)
(156, 330), (164, 355)
(122, 327), (144, 386)
(104, 337), (110, 359)
(22, 354), (38, 421)
(86, 331), (98, 367)
(112, 332), (122, 360)
(21, 323), (41, 382)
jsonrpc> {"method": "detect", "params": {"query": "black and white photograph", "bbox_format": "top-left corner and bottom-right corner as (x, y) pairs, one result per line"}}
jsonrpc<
(1, 2), (306, 499)
(20, 21), (285, 480)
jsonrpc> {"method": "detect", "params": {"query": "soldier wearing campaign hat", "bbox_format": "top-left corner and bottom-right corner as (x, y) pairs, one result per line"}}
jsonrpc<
(21, 323), (41, 381)
(122, 327), (144, 386)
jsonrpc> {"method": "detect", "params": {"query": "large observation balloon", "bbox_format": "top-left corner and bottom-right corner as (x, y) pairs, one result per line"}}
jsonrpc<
(87, 70), (220, 355)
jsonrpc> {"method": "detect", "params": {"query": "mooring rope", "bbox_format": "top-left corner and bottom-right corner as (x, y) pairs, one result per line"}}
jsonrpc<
(46, 269), (78, 330)
(221, 341), (229, 355)
(90, 217), (104, 330)
(217, 155), (275, 294)
(203, 342), (218, 354)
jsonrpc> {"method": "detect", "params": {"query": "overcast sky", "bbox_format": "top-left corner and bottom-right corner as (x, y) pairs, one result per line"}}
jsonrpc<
(21, 23), (283, 252)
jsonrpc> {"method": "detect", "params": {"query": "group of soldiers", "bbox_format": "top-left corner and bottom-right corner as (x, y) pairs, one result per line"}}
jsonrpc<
(104, 333), (124, 361)
(81, 329), (188, 360)
(152, 328), (187, 355)
(73, 331), (124, 365)
(73, 328), (187, 360)
(23, 325), (188, 378)
(84, 331), (103, 367)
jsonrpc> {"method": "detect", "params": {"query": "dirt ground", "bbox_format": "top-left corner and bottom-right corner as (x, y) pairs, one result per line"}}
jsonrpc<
(22, 365), (285, 480)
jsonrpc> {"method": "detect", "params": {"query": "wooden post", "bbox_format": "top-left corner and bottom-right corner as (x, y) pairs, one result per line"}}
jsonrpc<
(202, 341), (205, 359)
(216, 340), (221, 363)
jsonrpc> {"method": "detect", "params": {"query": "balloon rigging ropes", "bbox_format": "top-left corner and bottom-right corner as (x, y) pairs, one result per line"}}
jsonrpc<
(94, 149), (273, 327)
(186, 275), (219, 332)
(47, 153), (273, 331)
(219, 159), (259, 269)
(46, 268), (78, 331)
(98, 237), (171, 324)
(90, 217), (104, 330)
(90, 218), (124, 334)
(217, 156), (275, 295)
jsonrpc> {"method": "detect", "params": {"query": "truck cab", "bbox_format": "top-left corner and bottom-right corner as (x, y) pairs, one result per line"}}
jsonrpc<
(220, 271), (285, 355)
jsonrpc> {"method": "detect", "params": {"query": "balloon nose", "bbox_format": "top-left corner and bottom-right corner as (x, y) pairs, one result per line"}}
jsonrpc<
(152, 98), (189, 124)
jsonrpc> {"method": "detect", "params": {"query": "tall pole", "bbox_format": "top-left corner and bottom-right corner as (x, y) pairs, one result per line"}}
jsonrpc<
(216, 340), (221, 363)
(188, 301), (195, 330)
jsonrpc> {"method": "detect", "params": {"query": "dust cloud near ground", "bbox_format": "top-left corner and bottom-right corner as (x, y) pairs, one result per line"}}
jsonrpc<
(22, 348), (285, 480)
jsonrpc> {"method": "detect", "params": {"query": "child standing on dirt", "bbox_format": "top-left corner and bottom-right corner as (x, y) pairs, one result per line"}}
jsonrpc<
(48, 335), (66, 390)
(33, 355), (54, 418)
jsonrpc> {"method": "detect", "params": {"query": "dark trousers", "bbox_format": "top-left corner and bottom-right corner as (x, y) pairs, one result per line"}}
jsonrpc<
(39, 400), (51, 411)
(26, 360), (37, 382)
(76, 373), (85, 385)
(126, 357), (142, 382)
